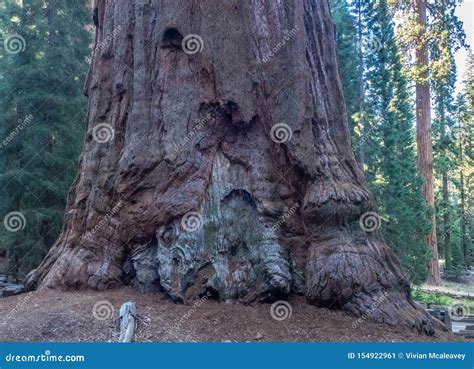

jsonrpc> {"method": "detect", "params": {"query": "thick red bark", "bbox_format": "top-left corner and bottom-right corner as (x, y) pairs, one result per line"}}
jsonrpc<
(25, 0), (442, 335)
(413, 0), (441, 285)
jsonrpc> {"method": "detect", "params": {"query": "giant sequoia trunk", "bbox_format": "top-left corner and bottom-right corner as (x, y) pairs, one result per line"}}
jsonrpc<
(25, 0), (441, 334)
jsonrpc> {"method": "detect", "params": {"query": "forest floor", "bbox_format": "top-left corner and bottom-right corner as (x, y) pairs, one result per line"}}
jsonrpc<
(0, 287), (465, 342)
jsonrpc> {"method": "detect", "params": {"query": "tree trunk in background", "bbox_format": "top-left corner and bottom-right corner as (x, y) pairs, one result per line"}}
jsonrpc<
(25, 0), (440, 334)
(459, 122), (468, 265)
(439, 95), (450, 264)
(442, 175), (450, 262)
(413, 0), (441, 285)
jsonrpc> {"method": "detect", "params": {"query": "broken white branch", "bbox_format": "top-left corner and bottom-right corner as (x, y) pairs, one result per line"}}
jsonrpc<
(119, 301), (136, 342)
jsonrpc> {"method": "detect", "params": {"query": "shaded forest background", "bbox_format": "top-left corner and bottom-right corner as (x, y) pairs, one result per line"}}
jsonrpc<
(0, 0), (472, 287)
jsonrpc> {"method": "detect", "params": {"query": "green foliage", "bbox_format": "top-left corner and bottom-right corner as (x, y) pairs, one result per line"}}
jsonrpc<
(0, 0), (91, 277)
(334, 0), (431, 284)
(395, 0), (465, 84)
(330, 0), (361, 135)
(394, 0), (471, 273)
(368, 0), (433, 284)
(411, 288), (474, 310)
(434, 49), (473, 275)
(455, 52), (474, 267)
(332, 0), (471, 284)
(430, 0), (467, 277)
(444, 233), (465, 281)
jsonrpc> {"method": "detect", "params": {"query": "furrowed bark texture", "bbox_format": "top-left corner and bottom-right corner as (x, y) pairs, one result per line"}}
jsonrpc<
(414, 0), (441, 286)
(25, 0), (441, 334)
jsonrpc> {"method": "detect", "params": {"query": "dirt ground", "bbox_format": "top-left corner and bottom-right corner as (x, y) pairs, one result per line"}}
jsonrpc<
(0, 287), (465, 342)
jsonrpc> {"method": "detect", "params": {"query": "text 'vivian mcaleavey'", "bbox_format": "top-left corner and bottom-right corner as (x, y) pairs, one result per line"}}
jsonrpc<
(405, 352), (466, 360)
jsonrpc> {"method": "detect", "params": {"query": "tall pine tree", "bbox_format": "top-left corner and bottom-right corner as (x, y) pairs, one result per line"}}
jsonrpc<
(333, 0), (432, 283)
(431, 12), (457, 269)
(395, 0), (466, 285)
(363, 0), (431, 284)
(456, 52), (474, 269)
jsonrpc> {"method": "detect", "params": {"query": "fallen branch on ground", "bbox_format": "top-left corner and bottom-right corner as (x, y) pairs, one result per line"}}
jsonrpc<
(119, 301), (136, 342)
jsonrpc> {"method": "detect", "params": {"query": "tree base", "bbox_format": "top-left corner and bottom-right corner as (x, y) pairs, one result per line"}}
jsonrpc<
(25, 182), (444, 335)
